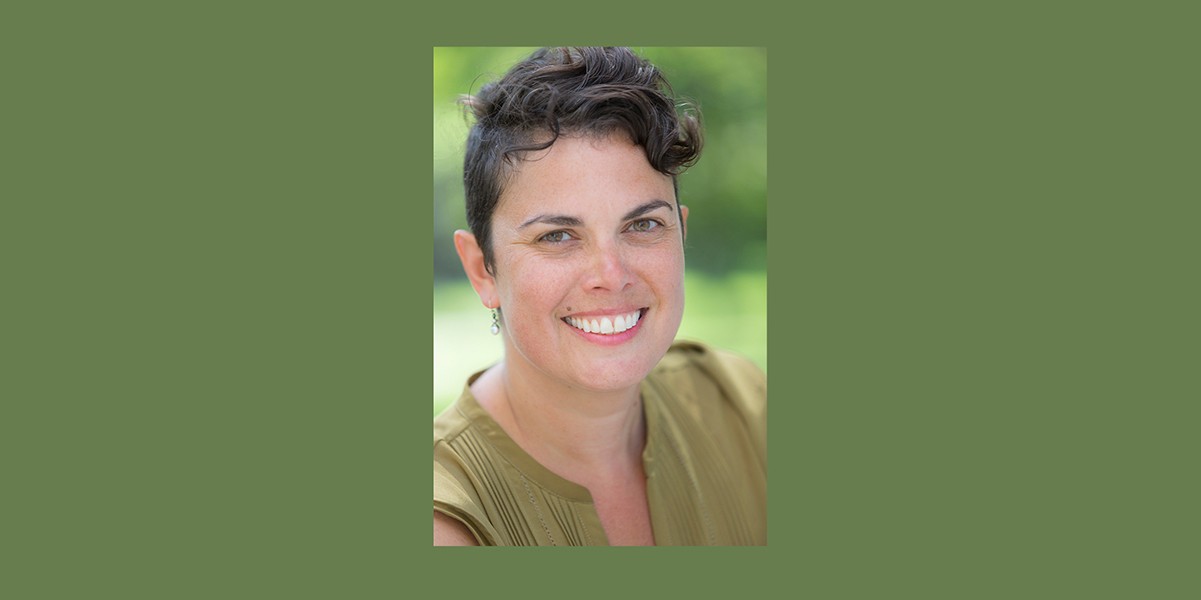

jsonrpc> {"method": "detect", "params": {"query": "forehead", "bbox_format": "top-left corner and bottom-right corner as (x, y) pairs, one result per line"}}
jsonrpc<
(497, 135), (675, 218)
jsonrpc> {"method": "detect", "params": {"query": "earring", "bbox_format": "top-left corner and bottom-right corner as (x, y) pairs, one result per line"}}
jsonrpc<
(490, 308), (500, 335)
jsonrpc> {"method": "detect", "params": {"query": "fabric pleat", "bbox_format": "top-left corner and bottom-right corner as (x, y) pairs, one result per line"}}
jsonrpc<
(434, 341), (766, 546)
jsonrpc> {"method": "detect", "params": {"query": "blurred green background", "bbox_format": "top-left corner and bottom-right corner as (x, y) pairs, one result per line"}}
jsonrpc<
(434, 47), (767, 415)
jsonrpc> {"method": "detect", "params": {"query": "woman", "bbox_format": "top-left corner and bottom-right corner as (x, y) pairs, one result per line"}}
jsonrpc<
(434, 47), (766, 546)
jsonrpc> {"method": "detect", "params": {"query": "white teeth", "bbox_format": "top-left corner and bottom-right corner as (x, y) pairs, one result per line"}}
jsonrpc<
(564, 310), (642, 335)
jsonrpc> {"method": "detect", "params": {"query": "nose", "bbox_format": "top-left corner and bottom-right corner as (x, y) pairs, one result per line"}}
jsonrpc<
(584, 239), (633, 291)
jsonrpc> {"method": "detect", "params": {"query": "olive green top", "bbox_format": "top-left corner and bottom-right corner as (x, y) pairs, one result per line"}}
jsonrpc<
(433, 341), (767, 546)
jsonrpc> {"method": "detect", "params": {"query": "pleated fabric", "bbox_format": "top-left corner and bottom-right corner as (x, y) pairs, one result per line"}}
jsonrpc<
(433, 340), (767, 546)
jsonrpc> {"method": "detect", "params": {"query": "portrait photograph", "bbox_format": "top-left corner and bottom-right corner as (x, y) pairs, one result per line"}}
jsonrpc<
(432, 47), (768, 546)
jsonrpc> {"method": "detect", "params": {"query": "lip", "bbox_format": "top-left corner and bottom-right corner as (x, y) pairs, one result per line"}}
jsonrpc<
(561, 308), (647, 345)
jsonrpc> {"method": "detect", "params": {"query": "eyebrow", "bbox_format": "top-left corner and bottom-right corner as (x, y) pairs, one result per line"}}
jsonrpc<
(517, 214), (583, 229)
(517, 200), (674, 230)
(621, 200), (674, 221)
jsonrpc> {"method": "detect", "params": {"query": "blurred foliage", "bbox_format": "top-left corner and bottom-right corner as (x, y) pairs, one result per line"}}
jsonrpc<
(433, 47), (767, 280)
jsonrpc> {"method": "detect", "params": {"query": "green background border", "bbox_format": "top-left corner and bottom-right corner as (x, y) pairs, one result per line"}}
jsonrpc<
(5, 2), (1198, 598)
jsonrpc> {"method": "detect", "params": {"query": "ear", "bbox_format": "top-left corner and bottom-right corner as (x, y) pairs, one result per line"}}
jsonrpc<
(679, 205), (689, 241)
(453, 230), (498, 308)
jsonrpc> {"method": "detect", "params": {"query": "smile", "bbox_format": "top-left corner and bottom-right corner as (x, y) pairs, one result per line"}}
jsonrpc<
(563, 309), (643, 335)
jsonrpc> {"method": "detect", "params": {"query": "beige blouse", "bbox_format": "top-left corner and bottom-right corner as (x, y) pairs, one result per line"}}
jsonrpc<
(434, 341), (767, 546)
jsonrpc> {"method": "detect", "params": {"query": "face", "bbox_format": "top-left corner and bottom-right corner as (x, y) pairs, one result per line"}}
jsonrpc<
(487, 134), (687, 394)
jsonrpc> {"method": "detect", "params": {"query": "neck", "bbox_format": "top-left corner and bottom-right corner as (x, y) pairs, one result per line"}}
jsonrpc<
(473, 358), (647, 480)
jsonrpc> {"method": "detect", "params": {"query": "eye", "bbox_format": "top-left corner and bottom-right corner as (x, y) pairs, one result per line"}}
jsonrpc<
(628, 219), (660, 233)
(539, 230), (575, 244)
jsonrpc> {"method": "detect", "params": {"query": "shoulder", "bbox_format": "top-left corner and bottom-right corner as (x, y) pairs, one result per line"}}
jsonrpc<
(647, 341), (767, 464)
(433, 394), (496, 546)
(434, 510), (480, 546)
(434, 444), (495, 545)
(650, 340), (766, 412)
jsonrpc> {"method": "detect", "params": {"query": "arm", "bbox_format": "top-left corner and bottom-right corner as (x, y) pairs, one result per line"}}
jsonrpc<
(434, 511), (480, 546)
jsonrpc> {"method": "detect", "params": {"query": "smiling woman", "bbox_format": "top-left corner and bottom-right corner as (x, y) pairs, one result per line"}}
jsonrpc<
(459, 135), (686, 393)
(434, 47), (766, 546)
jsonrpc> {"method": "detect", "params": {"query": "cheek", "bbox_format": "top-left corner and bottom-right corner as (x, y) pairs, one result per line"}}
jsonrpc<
(497, 260), (575, 318)
(655, 253), (688, 324)
(645, 247), (687, 292)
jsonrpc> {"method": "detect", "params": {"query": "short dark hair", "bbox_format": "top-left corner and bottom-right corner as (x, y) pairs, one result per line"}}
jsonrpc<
(460, 47), (703, 274)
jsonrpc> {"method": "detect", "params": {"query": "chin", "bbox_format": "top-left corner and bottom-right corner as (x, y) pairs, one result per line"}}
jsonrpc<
(573, 370), (651, 393)
(568, 345), (670, 393)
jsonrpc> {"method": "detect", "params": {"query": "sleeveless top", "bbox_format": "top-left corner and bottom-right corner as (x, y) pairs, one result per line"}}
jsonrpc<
(433, 341), (767, 546)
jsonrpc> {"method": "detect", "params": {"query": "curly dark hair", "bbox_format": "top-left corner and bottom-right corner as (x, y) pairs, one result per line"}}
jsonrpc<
(459, 47), (704, 274)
